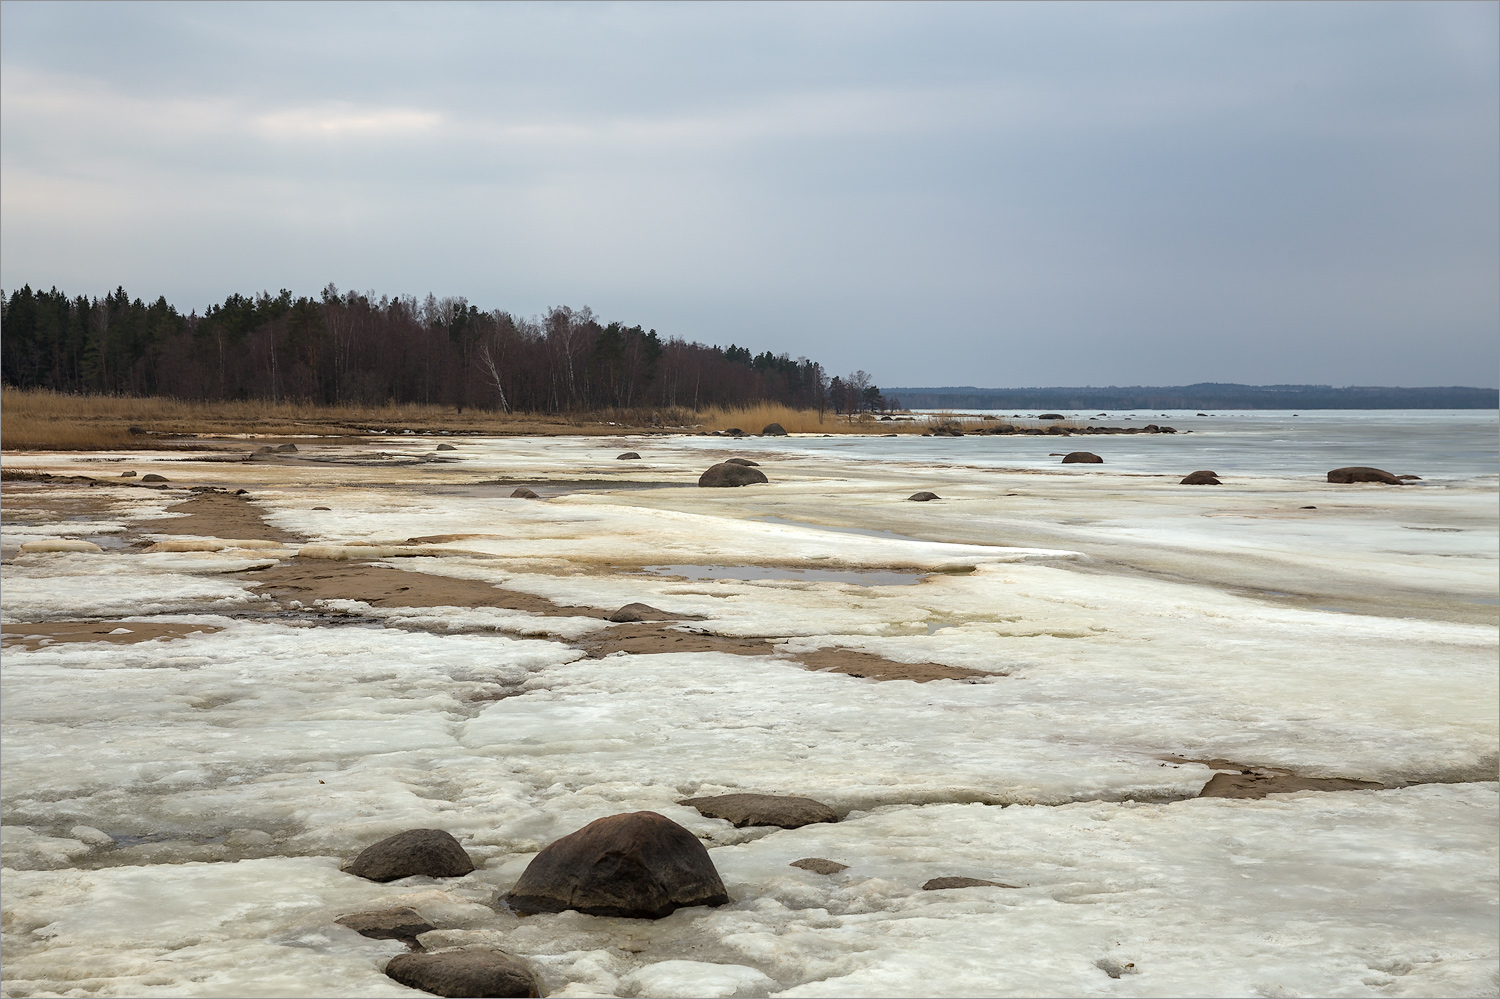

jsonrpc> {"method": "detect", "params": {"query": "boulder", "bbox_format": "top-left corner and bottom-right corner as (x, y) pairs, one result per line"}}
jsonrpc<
(276, 443), (299, 453)
(1037, 413), (1066, 421)
(337, 906), (435, 942)
(313, 506), (331, 511)
(790, 858), (847, 875)
(141, 473), (170, 482)
(503, 811), (728, 919)
(679, 793), (836, 829)
(698, 462), (768, 487)
(1179, 470), (1221, 485)
(907, 491), (940, 502)
(1061, 452), (1102, 464)
(761, 423), (788, 436)
(385, 951), (540, 999)
(724, 458), (759, 466)
(510, 487), (540, 499)
(345, 828), (476, 882)
(1327, 466), (1403, 485)
(922, 876), (1015, 890)
(120, 470), (136, 477)
(617, 452), (641, 460)
(436, 443), (457, 451)
(608, 602), (667, 623)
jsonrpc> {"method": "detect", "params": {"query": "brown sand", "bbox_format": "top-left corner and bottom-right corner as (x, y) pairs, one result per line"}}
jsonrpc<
(583, 624), (775, 657)
(1, 620), (223, 651)
(796, 647), (987, 682)
(1174, 757), (1384, 799)
(242, 560), (588, 616)
(139, 492), (301, 543)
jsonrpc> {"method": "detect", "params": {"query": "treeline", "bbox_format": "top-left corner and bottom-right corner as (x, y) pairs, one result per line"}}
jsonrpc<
(888, 383), (1500, 410)
(0, 284), (886, 414)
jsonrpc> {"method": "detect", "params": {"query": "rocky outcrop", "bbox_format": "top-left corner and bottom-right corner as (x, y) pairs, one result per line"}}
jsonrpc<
(698, 463), (768, 487)
(1327, 466), (1403, 485)
(503, 811), (729, 919)
(1061, 452), (1102, 464)
(510, 487), (540, 499)
(679, 793), (837, 829)
(617, 452), (641, 460)
(761, 423), (788, 436)
(790, 858), (847, 874)
(385, 951), (540, 998)
(907, 491), (940, 502)
(1180, 470), (1221, 485)
(345, 829), (476, 882)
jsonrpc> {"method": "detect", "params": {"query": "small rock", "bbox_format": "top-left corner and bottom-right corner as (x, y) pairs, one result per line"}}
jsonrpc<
(1060, 452), (1102, 464)
(345, 828), (475, 883)
(337, 906), (435, 942)
(436, 443), (457, 451)
(504, 811), (728, 918)
(617, 451), (642, 460)
(313, 506), (331, 511)
(679, 793), (836, 829)
(510, 487), (540, 499)
(608, 602), (667, 623)
(1327, 466), (1403, 485)
(790, 858), (848, 875)
(1037, 413), (1066, 421)
(922, 876), (1016, 890)
(275, 443), (298, 453)
(698, 462), (768, 487)
(722, 428), (744, 437)
(120, 471), (137, 478)
(127, 425), (148, 435)
(385, 951), (540, 999)
(234, 489), (248, 495)
(1301, 505), (1317, 509)
(141, 473), (169, 482)
(1179, 470), (1221, 485)
(907, 491), (940, 502)
(761, 423), (788, 436)
(724, 458), (759, 466)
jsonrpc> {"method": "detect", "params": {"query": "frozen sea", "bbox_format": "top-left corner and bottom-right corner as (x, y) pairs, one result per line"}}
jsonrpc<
(1, 411), (1496, 998)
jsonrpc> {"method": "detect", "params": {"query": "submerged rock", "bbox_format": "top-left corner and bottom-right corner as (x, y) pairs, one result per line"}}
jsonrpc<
(503, 811), (728, 918)
(679, 792), (837, 829)
(337, 906), (435, 942)
(1060, 452), (1102, 464)
(698, 462), (768, 487)
(1327, 466), (1403, 485)
(385, 951), (540, 998)
(922, 876), (1015, 890)
(617, 451), (641, 460)
(1180, 470), (1221, 485)
(907, 491), (940, 502)
(724, 457), (759, 466)
(790, 858), (848, 875)
(345, 828), (475, 882)
(761, 422), (788, 436)
(608, 602), (668, 623)
(510, 487), (540, 499)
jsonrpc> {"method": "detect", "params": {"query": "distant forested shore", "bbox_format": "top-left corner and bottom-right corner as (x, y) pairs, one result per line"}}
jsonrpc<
(0, 285), (886, 414)
(888, 384), (1499, 410)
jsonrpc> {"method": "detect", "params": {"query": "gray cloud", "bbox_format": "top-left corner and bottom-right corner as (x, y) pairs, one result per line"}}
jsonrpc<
(2, 1), (1495, 387)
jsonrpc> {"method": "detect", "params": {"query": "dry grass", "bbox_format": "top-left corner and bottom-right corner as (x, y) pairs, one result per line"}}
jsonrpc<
(0, 389), (952, 451)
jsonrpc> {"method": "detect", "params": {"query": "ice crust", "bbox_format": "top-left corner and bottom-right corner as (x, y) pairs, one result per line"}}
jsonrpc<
(2, 433), (1496, 997)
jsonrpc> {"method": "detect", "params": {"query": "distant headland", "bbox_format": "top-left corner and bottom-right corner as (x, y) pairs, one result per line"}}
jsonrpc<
(885, 383), (1498, 410)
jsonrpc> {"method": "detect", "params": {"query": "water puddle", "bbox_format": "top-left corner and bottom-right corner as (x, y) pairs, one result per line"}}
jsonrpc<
(638, 563), (928, 586)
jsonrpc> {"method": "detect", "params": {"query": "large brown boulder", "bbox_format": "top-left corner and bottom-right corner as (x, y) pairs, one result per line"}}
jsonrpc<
(503, 811), (728, 919)
(761, 423), (788, 436)
(385, 951), (540, 998)
(1061, 452), (1103, 464)
(679, 793), (837, 829)
(1327, 466), (1403, 485)
(699, 462), (768, 487)
(1180, 470), (1221, 485)
(345, 829), (475, 882)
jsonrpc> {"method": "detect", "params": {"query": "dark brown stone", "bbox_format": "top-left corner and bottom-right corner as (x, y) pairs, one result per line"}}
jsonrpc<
(922, 876), (1016, 890)
(724, 458), (759, 466)
(790, 858), (847, 875)
(313, 506), (331, 511)
(1179, 470), (1221, 485)
(503, 811), (728, 919)
(436, 443), (457, 451)
(761, 423), (788, 436)
(907, 491), (940, 502)
(141, 473), (169, 482)
(385, 951), (540, 998)
(336, 906), (435, 942)
(345, 829), (476, 883)
(1327, 466), (1403, 485)
(1037, 413), (1066, 421)
(276, 443), (298, 452)
(120, 471), (137, 477)
(679, 793), (837, 829)
(698, 462), (768, 487)
(127, 425), (148, 435)
(617, 452), (641, 460)
(510, 487), (539, 499)
(1061, 452), (1103, 464)
(607, 602), (669, 623)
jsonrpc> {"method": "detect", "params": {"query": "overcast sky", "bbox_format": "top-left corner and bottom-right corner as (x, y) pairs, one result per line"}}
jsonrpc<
(2, 1), (1495, 388)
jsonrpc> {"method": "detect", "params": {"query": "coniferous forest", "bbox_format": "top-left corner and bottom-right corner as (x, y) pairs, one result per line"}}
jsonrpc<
(0, 285), (886, 414)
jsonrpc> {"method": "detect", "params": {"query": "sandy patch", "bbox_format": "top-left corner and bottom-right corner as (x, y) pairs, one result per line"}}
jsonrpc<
(583, 623), (775, 657)
(1176, 757), (1385, 798)
(241, 560), (583, 616)
(0, 620), (223, 651)
(796, 647), (988, 682)
(138, 492), (300, 543)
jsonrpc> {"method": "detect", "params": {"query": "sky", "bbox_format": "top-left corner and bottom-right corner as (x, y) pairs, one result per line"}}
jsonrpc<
(1, 1), (1496, 389)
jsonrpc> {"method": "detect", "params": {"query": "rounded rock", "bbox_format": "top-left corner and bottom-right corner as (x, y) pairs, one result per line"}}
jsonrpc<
(698, 462), (768, 487)
(1179, 471), (1221, 485)
(1327, 466), (1403, 485)
(1060, 452), (1103, 464)
(907, 491), (940, 502)
(345, 828), (475, 883)
(761, 423), (788, 436)
(616, 451), (642, 460)
(679, 793), (836, 829)
(385, 951), (540, 998)
(724, 457), (759, 466)
(510, 487), (540, 499)
(141, 473), (170, 482)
